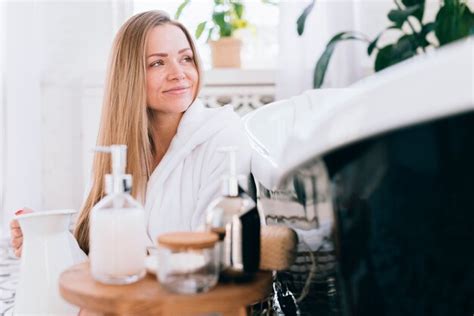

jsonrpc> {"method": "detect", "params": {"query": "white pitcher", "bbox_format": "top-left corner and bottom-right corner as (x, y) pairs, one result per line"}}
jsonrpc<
(14, 209), (88, 315)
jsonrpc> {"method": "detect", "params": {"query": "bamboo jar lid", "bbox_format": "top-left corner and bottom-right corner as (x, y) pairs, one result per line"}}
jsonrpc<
(158, 232), (218, 250)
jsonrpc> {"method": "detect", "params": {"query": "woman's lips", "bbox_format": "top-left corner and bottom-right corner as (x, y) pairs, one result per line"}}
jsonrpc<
(163, 86), (190, 95)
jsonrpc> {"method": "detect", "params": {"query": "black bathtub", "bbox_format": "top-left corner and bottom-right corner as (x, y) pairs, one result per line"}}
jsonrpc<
(246, 39), (474, 315)
(324, 110), (474, 316)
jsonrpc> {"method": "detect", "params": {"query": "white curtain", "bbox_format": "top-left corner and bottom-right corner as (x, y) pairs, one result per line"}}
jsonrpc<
(0, 2), (41, 239)
(276, 0), (395, 100)
(0, 1), (5, 237)
(0, 1), (131, 237)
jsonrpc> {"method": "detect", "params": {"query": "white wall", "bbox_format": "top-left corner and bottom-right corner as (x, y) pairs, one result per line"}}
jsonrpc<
(0, 1), (5, 236)
(2, 2), (43, 237)
(1, 1), (128, 237)
(276, 0), (395, 99)
(37, 1), (116, 213)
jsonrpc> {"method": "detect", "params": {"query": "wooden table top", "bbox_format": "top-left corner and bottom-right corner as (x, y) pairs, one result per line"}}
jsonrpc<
(59, 262), (273, 315)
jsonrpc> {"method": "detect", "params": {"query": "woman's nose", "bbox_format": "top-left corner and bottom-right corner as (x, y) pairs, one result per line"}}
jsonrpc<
(167, 62), (185, 81)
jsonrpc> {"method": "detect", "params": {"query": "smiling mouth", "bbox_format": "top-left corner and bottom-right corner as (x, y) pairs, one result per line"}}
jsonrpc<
(163, 86), (190, 94)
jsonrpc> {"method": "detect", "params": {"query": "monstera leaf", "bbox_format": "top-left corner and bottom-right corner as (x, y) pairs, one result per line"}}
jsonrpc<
(374, 34), (418, 71)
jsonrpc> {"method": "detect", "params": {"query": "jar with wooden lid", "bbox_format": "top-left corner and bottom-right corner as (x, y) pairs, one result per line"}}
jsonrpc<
(157, 232), (219, 294)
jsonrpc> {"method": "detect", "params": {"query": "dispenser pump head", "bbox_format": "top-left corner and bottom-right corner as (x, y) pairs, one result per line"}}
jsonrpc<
(93, 145), (132, 194)
(218, 146), (239, 197)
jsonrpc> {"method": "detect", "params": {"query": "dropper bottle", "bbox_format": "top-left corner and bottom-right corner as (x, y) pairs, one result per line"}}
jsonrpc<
(206, 147), (251, 237)
(206, 146), (260, 281)
(89, 145), (147, 285)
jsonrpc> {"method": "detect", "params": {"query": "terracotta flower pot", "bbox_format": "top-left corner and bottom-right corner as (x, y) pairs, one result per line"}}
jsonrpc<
(209, 37), (242, 68)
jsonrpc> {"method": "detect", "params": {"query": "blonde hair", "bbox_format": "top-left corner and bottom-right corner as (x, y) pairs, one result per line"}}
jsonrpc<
(74, 10), (203, 253)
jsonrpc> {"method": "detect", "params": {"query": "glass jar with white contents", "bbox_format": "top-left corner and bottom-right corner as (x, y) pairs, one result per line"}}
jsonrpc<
(157, 232), (219, 294)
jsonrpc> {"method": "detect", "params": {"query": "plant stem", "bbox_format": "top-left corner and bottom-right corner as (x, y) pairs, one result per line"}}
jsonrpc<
(394, 0), (427, 52)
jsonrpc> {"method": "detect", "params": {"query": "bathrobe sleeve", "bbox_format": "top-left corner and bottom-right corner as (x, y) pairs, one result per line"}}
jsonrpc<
(190, 121), (252, 229)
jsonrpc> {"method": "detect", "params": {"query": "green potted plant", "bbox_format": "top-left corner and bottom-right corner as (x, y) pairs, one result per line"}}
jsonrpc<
(297, 0), (474, 88)
(176, 0), (250, 68)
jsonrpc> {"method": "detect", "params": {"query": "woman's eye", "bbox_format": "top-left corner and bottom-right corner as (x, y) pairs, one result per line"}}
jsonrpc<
(150, 60), (164, 67)
(183, 56), (194, 63)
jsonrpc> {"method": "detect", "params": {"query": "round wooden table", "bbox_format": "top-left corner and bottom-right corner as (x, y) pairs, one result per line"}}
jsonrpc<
(59, 262), (273, 316)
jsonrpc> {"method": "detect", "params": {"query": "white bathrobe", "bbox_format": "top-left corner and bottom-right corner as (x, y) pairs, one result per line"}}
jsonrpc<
(144, 99), (251, 244)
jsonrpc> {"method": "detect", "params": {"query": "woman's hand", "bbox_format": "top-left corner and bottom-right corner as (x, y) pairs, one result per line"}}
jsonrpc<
(9, 208), (33, 257)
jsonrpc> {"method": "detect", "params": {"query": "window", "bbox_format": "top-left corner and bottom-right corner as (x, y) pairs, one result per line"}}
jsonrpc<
(133, 0), (279, 70)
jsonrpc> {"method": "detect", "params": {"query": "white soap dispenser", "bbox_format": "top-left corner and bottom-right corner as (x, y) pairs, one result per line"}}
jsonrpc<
(89, 144), (147, 284)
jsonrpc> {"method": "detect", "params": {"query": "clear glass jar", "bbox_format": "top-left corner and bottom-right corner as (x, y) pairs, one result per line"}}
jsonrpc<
(157, 232), (219, 294)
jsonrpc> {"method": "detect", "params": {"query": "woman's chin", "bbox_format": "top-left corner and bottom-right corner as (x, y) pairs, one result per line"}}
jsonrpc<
(149, 100), (192, 114)
(173, 98), (193, 111)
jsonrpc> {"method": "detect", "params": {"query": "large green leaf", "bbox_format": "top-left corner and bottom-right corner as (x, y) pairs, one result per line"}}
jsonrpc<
(314, 32), (369, 88)
(374, 34), (417, 71)
(375, 45), (395, 71)
(195, 21), (207, 39)
(388, 5), (422, 27)
(297, 0), (316, 36)
(175, 0), (190, 20)
(443, 0), (461, 6)
(435, 2), (474, 46)
(368, 25), (400, 55)
(401, 0), (425, 21)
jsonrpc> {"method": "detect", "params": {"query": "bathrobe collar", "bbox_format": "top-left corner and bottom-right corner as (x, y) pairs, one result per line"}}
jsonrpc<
(144, 98), (235, 230)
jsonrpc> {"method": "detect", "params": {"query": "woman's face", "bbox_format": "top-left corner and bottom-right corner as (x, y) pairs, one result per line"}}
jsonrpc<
(145, 24), (198, 114)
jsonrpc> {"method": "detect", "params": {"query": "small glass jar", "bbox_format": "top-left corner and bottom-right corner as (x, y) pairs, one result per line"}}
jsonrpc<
(157, 232), (219, 294)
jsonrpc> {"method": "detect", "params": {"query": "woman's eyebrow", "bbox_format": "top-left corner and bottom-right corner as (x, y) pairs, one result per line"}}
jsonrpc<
(179, 48), (192, 54)
(147, 48), (192, 58)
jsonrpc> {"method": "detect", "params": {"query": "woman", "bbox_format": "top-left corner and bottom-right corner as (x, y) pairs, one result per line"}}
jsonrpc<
(10, 10), (251, 255)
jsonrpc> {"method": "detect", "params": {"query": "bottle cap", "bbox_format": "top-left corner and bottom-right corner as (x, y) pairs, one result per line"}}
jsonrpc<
(94, 145), (127, 174)
(158, 232), (218, 250)
(93, 144), (131, 194)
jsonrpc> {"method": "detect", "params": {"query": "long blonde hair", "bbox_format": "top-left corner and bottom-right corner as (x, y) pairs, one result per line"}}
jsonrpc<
(74, 10), (203, 253)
